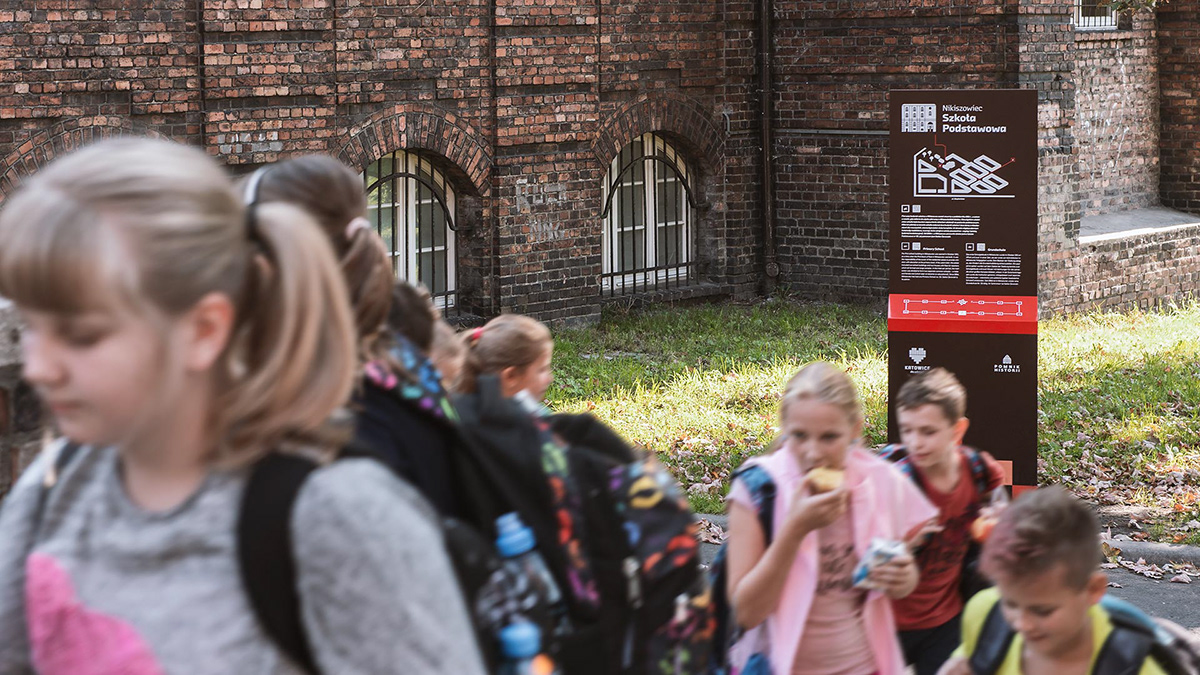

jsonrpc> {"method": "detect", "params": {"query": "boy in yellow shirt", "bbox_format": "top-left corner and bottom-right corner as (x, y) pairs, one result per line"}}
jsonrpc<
(937, 486), (1170, 675)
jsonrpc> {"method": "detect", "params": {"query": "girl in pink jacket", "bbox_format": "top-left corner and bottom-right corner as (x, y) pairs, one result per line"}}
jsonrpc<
(726, 362), (938, 675)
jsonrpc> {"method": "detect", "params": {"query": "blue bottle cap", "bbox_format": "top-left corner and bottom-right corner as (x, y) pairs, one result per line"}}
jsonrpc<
(495, 512), (536, 558)
(500, 621), (542, 659)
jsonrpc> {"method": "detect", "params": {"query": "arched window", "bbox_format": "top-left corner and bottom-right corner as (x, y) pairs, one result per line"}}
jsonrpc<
(601, 133), (697, 295)
(363, 150), (457, 308)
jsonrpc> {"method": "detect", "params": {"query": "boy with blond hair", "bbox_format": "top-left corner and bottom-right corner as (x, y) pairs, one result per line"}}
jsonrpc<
(883, 368), (1006, 674)
(938, 486), (1176, 675)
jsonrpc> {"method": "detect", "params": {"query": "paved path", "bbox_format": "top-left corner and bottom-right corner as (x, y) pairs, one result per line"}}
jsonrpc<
(697, 514), (1200, 630)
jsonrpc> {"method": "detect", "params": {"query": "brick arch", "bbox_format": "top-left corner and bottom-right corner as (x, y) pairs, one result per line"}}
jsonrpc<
(334, 103), (492, 197)
(0, 116), (166, 206)
(593, 93), (726, 176)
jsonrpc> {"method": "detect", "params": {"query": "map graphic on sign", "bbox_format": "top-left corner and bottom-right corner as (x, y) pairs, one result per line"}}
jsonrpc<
(913, 147), (1013, 198)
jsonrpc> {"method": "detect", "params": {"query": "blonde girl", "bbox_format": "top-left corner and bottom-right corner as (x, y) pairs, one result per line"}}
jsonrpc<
(725, 362), (937, 675)
(0, 139), (484, 675)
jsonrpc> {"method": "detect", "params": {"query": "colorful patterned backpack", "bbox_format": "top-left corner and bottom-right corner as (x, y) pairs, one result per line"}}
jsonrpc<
(705, 463), (776, 675)
(552, 412), (716, 675)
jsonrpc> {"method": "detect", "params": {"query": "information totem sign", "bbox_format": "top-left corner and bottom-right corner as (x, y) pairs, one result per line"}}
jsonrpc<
(887, 89), (1038, 493)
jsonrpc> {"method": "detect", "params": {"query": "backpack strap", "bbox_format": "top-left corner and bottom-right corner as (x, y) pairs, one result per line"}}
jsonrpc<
(29, 441), (85, 544)
(967, 598), (1018, 675)
(1101, 596), (1188, 675)
(47, 441), (84, 487)
(878, 444), (917, 482)
(961, 446), (990, 497)
(732, 464), (777, 545)
(1094, 625), (1154, 675)
(237, 452), (321, 675)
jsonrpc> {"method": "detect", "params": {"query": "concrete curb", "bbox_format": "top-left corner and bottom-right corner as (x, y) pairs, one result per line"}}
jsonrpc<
(699, 515), (1200, 568)
(1102, 537), (1200, 568)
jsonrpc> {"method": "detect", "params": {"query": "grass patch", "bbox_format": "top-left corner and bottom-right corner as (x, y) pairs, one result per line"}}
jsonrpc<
(546, 299), (1200, 522)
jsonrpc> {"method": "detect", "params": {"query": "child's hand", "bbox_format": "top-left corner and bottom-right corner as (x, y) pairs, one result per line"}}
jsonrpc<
(867, 552), (918, 599)
(936, 656), (970, 675)
(783, 475), (849, 539)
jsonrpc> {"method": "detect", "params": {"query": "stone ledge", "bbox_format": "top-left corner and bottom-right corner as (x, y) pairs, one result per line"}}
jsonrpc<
(1080, 206), (1200, 245)
(599, 281), (733, 310)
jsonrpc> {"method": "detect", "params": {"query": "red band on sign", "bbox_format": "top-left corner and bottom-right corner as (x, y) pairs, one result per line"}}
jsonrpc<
(887, 294), (1038, 335)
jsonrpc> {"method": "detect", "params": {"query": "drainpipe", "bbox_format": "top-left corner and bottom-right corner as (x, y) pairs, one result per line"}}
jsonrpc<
(488, 0), (501, 314)
(759, 0), (779, 293)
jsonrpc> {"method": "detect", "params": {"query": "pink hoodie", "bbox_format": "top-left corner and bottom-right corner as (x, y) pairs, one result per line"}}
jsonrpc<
(736, 447), (938, 675)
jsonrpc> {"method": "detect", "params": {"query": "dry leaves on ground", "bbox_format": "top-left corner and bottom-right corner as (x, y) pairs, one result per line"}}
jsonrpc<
(696, 518), (727, 545)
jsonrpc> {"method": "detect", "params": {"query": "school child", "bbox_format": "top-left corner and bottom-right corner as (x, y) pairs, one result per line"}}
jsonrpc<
(725, 362), (938, 675)
(429, 320), (467, 391)
(937, 487), (1174, 675)
(452, 315), (714, 675)
(884, 368), (1006, 675)
(454, 314), (554, 401)
(0, 139), (485, 675)
(249, 156), (465, 519)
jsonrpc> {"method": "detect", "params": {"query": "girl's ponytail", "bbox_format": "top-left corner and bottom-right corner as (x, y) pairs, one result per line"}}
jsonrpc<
(218, 201), (358, 458)
(251, 155), (394, 363)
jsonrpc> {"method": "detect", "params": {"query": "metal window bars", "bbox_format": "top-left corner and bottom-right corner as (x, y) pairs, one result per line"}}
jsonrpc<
(363, 150), (459, 313)
(600, 132), (698, 297)
(1075, 0), (1118, 29)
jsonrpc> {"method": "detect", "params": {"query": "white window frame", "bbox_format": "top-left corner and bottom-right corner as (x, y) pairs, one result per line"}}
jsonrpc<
(602, 133), (695, 292)
(363, 151), (457, 309)
(1074, 0), (1118, 29)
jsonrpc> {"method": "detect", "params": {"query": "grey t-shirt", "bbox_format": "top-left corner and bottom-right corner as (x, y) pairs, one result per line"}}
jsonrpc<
(0, 444), (486, 675)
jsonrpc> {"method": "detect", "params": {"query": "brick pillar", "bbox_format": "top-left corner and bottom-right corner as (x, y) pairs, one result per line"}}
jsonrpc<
(1158, 0), (1200, 214)
(1018, 0), (1083, 315)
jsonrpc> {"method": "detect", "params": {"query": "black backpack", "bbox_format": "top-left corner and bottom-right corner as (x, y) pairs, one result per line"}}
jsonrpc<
(454, 376), (714, 675)
(554, 413), (714, 675)
(968, 593), (1200, 675)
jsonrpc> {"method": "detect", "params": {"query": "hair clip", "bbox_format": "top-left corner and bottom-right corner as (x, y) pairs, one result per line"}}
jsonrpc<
(470, 327), (485, 345)
(345, 216), (371, 240)
(242, 167), (271, 243)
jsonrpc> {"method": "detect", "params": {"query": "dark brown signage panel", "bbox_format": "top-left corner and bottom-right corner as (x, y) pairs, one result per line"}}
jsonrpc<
(888, 89), (1038, 491)
(886, 330), (1038, 488)
(889, 90), (1038, 298)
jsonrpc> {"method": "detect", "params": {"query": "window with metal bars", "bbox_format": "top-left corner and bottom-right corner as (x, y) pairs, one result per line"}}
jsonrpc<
(1075, 0), (1118, 28)
(601, 133), (698, 295)
(362, 150), (458, 311)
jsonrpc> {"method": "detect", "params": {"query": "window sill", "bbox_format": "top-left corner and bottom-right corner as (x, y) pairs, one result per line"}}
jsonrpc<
(1075, 29), (1134, 41)
(599, 281), (733, 307)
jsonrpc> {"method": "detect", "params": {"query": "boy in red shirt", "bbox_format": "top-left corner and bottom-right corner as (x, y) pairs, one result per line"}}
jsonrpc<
(884, 368), (1006, 675)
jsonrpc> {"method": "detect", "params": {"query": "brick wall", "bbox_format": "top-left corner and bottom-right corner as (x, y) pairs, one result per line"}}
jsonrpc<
(0, 1), (1196, 323)
(1023, 0), (1083, 316)
(0, 301), (42, 495)
(0, 0), (738, 326)
(1070, 224), (1200, 310)
(772, 1), (1019, 300)
(1073, 14), (1159, 217)
(1158, 0), (1200, 214)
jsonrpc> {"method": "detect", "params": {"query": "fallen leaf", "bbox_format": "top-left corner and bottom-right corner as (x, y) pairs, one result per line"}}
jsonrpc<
(1171, 574), (1192, 584)
(695, 518), (727, 545)
(1108, 582), (1123, 588)
(1101, 542), (1122, 561)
